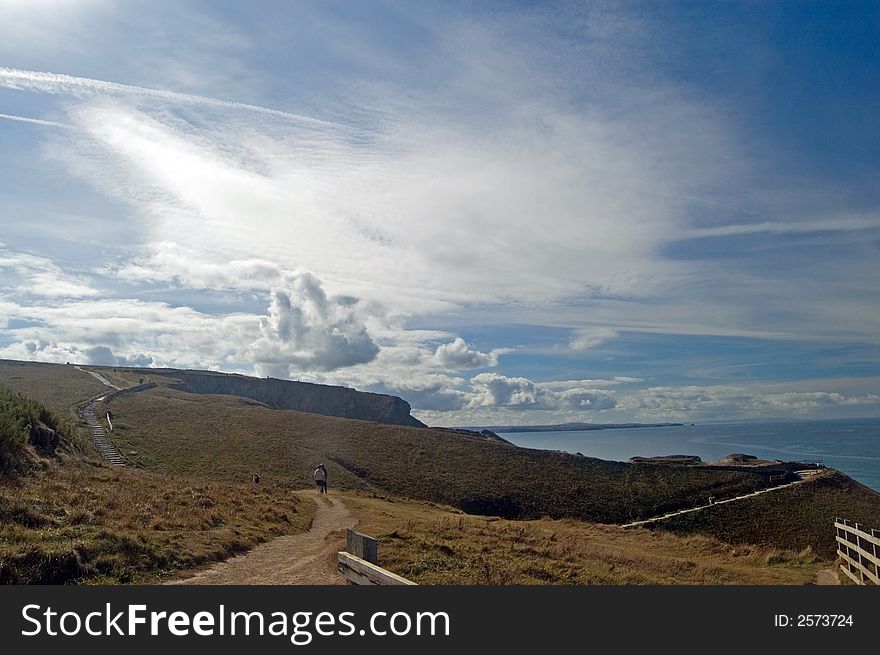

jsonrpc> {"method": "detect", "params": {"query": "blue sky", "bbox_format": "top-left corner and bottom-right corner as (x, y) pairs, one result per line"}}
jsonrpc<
(1, 1), (879, 424)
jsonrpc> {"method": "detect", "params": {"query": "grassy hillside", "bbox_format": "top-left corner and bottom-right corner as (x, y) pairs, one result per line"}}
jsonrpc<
(100, 385), (781, 523)
(343, 493), (824, 584)
(0, 384), (73, 472)
(0, 459), (313, 583)
(0, 377), (315, 584)
(0, 360), (106, 414)
(655, 472), (880, 558)
(2, 359), (874, 582)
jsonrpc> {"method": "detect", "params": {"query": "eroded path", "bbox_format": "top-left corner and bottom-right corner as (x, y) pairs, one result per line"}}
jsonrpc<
(75, 365), (121, 390)
(170, 493), (355, 585)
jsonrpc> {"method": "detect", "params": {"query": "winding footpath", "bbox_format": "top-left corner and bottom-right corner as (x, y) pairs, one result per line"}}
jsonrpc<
(75, 365), (121, 391)
(169, 493), (356, 585)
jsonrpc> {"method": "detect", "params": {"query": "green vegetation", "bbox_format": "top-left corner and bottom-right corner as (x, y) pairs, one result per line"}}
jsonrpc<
(656, 472), (880, 558)
(344, 493), (824, 585)
(0, 385), (72, 472)
(102, 385), (781, 523)
(0, 459), (313, 584)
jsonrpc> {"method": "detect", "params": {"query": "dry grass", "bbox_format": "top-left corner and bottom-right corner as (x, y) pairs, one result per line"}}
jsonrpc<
(0, 457), (314, 584)
(656, 472), (880, 558)
(0, 360), (107, 414)
(342, 493), (825, 585)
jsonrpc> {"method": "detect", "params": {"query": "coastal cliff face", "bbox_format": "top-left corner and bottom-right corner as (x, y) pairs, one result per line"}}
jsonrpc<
(163, 370), (426, 428)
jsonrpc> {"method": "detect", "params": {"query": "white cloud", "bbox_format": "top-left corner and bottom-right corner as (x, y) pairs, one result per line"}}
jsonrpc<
(0, 248), (99, 298)
(555, 388), (618, 410)
(681, 214), (880, 239)
(0, 112), (69, 128)
(537, 377), (644, 390)
(432, 337), (498, 369)
(107, 241), (285, 290)
(84, 345), (153, 367)
(469, 372), (616, 411)
(0, 66), (339, 129)
(0, 297), (257, 369)
(568, 327), (619, 350)
(248, 273), (379, 375)
(621, 385), (880, 420)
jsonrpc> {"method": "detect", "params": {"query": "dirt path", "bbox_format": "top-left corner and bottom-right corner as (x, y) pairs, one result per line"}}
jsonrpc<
(75, 366), (121, 390)
(815, 568), (841, 585)
(170, 493), (355, 585)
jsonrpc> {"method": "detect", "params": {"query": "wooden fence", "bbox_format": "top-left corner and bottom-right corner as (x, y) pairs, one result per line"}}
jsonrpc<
(337, 529), (416, 586)
(834, 518), (879, 585)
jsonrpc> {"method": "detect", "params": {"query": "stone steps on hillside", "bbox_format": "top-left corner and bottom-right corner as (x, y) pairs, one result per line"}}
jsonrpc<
(82, 401), (126, 467)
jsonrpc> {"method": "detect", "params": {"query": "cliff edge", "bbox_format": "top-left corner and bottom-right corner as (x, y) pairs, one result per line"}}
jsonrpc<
(157, 369), (426, 428)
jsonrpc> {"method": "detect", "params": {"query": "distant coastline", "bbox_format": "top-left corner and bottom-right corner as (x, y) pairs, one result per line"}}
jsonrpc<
(468, 421), (686, 434)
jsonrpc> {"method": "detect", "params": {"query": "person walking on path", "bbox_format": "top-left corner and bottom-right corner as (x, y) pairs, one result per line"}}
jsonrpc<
(314, 464), (327, 494)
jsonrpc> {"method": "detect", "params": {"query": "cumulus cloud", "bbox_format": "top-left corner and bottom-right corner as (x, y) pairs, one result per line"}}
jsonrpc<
(556, 388), (618, 410)
(84, 345), (153, 367)
(469, 372), (616, 411)
(368, 381), (468, 412)
(0, 297), (257, 370)
(433, 337), (497, 369)
(249, 273), (379, 375)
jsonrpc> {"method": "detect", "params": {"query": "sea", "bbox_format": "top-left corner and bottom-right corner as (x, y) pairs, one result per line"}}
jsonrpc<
(497, 417), (880, 493)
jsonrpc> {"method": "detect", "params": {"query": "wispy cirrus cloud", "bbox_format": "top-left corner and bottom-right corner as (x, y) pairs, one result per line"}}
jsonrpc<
(0, 248), (99, 298)
(1, 3), (878, 426)
(0, 67), (343, 129)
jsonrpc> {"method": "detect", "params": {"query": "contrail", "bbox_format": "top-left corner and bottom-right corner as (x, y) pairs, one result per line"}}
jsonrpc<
(0, 67), (349, 131)
(0, 112), (69, 128)
(682, 215), (880, 239)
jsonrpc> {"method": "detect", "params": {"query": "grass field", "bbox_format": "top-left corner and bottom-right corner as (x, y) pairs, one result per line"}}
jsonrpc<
(342, 493), (825, 584)
(98, 384), (777, 524)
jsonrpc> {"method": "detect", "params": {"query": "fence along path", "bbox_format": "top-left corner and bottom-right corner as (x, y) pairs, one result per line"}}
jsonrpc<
(337, 529), (416, 586)
(835, 518), (880, 585)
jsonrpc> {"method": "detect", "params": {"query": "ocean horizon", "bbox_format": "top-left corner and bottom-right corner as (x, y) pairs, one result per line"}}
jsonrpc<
(498, 416), (880, 493)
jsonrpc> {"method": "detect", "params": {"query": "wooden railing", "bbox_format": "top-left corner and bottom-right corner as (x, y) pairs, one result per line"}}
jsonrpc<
(337, 529), (416, 586)
(834, 518), (879, 585)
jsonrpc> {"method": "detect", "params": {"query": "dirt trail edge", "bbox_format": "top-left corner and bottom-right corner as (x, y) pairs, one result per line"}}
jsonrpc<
(169, 493), (355, 585)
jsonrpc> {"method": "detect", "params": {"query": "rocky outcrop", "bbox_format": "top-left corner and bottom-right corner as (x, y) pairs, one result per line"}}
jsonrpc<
(160, 370), (426, 428)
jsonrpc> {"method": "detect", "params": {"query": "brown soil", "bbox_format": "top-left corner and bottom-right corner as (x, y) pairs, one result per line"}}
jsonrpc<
(815, 568), (841, 585)
(169, 492), (354, 585)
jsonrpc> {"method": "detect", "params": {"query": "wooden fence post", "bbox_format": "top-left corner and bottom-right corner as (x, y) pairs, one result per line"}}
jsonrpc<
(346, 529), (379, 564)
